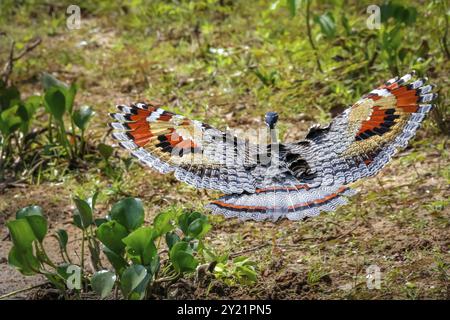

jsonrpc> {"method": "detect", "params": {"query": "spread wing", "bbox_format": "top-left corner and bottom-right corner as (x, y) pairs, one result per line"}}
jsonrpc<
(283, 72), (437, 188)
(109, 102), (271, 194)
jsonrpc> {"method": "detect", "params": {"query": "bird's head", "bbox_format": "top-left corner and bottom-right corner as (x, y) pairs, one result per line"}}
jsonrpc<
(265, 112), (279, 129)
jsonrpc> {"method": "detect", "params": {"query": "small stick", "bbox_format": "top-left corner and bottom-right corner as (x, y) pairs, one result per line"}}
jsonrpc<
(0, 282), (49, 300)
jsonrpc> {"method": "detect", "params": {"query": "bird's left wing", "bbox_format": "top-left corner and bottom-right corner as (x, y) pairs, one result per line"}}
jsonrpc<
(283, 72), (438, 188)
(109, 102), (268, 194)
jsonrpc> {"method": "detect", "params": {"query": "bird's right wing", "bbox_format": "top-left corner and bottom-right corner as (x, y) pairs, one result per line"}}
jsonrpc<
(283, 73), (437, 188)
(109, 102), (271, 194)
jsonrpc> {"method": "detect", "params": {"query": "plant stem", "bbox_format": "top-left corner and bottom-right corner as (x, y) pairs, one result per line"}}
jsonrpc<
(58, 121), (72, 160)
(154, 272), (180, 284)
(305, 0), (323, 73)
(38, 242), (57, 269)
(80, 229), (85, 292)
(64, 247), (73, 264)
(71, 117), (78, 157)
(48, 116), (53, 143)
(0, 137), (6, 180)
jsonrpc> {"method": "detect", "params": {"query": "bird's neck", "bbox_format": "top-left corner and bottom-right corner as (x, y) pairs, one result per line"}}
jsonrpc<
(269, 127), (278, 144)
(268, 127), (280, 167)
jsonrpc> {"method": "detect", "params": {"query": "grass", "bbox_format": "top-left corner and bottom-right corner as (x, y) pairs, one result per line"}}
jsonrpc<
(0, 0), (449, 299)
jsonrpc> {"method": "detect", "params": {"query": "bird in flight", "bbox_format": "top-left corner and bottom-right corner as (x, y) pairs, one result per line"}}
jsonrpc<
(110, 73), (437, 221)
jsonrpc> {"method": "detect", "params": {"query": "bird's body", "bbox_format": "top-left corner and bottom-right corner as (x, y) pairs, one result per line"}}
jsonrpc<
(110, 73), (437, 221)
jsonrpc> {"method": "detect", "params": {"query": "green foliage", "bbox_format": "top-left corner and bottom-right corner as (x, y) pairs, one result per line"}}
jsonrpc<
(15, 206), (47, 243)
(120, 264), (150, 300)
(0, 72), (96, 182)
(109, 197), (145, 232)
(41, 73), (93, 160)
(6, 194), (215, 299)
(307, 262), (329, 286)
(95, 206), (211, 299)
(73, 105), (94, 132)
(91, 270), (116, 299)
(314, 12), (336, 39)
(207, 250), (258, 286)
(96, 221), (128, 254)
(44, 87), (66, 122)
(73, 197), (94, 229)
(0, 81), (41, 180)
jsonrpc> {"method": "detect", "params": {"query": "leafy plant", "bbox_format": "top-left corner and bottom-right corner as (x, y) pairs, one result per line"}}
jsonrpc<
(0, 72), (96, 182)
(7, 205), (68, 291)
(42, 73), (94, 160)
(92, 206), (211, 299)
(6, 195), (213, 300)
(204, 248), (257, 286)
(0, 81), (40, 180)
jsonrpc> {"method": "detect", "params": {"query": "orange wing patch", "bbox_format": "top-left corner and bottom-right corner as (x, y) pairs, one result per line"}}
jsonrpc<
(110, 102), (204, 160)
(344, 74), (436, 158)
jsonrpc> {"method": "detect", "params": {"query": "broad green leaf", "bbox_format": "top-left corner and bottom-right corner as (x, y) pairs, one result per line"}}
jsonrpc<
(178, 211), (211, 239)
(0, 105), (21, 135)
(165, 232), (180, 250)
(44, 87), (66, 121)
(56, 229), (68, 250)
(73, 211), (83, 229)
(236, 265), (257, 283)
(91, 270), (116, 299)
(96, 221), (128, 254)
(0, 85), (20, 111)
(153, 211), (174, 236)
(149, 254), (160, 275)
(170, 241), (198, 273)
(187, 217), (211, 239)
(41, 72), (68, 90)
(87, 191), (99, 212)
(171, 251), (198, 273)
(65, 83), (77, 113)
(103, 247), (128, 275)
(98, 143), (113, 160)
(16, 206), (47, 242)
(128, 272), (151, 300)
(8, 245), (40, 275)
(41, 74), (77, 113)
(120, 265), (149, 300)
(7, 219), (37, 250)
(73, 197), (93, 228)
(73, 105), (94, 131)
(16, 205), (44, 219)
(110, 197), (144, 231)
(122, 227), (157, 266)
(17, 96), (40, 134)
(170, 241), (193, 255)
(178, 211), (202, 235)
(22, 215), (47, 243)
(95, 218), (108, 227)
